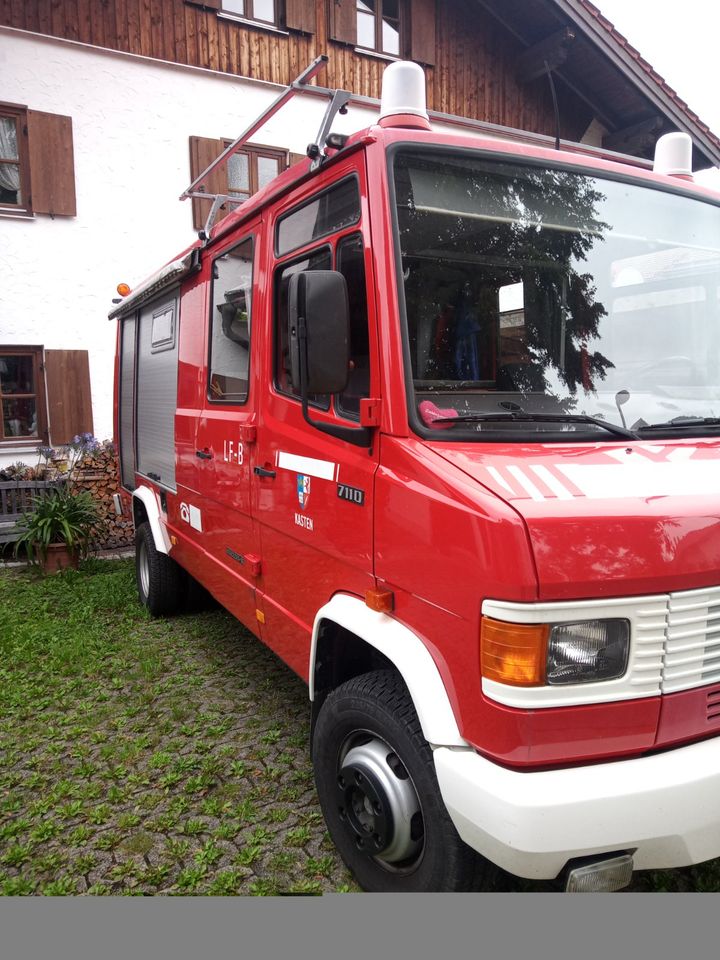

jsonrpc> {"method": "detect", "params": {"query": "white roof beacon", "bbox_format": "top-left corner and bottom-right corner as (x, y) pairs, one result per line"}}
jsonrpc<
(653, 131), (694, 180)
(379, 61), (431, 130)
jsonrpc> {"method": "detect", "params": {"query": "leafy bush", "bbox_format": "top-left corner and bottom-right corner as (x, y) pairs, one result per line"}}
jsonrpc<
(14, 487), (102, 561)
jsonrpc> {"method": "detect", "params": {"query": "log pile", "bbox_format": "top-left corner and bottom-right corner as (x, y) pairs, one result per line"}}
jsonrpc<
(73, 446), (134, 550)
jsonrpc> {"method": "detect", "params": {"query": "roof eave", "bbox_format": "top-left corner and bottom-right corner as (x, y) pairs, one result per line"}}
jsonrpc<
(554, 0), (720, 168)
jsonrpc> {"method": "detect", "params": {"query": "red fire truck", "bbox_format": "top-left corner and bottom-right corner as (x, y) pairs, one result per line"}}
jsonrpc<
(112, 58), (720, 892)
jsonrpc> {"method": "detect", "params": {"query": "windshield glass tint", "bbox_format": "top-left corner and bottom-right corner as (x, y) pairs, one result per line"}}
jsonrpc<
(392, 150), (720, 439)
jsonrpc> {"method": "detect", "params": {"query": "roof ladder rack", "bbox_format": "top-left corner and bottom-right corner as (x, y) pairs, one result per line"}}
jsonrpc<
(179, 54), (330, 241)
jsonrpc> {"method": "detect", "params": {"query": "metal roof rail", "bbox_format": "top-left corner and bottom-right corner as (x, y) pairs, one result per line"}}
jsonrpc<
(179, 54), (331, 241)
(182, 53), (657, 243)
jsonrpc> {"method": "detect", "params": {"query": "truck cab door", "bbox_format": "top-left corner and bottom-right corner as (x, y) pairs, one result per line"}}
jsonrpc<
(253, 164), (380, 678)
(191, 227), (262, 633)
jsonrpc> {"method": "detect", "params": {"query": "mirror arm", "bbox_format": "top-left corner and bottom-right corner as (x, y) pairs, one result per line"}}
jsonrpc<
(298, 317), (372, 448)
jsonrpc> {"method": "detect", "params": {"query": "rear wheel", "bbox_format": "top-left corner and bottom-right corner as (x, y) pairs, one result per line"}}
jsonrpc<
(135, 521), (184, 617)
(312, 669), (494, 892)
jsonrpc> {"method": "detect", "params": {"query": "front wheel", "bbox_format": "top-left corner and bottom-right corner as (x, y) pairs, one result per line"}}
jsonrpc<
(312, 670), (494, 892)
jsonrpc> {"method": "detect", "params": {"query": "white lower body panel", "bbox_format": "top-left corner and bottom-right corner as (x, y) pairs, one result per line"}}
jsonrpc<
(434, 737), (720, 879)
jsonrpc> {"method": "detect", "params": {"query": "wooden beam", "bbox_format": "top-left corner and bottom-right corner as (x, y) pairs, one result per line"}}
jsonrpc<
(603, 116), (664, 150)
(517, 27), (575, 83)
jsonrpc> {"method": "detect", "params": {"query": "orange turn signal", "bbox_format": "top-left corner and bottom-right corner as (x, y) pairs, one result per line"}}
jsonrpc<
(365, 588), (394, 614)
(481, 616), (549, 686)
(117, 282), (131, 297)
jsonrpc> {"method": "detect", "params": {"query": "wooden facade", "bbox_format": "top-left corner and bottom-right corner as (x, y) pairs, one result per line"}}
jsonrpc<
(0, 0), (592, 143)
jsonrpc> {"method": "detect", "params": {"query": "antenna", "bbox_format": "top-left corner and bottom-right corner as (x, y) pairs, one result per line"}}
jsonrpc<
(545, 60), (561, 151)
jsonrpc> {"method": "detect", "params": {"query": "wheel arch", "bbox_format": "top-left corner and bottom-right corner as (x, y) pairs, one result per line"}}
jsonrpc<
(132, 485), (170, 554)
(310, 594), (466, 748)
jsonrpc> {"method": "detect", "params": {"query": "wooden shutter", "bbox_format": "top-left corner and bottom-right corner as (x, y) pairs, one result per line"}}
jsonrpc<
(329, 0), (356, 45)
(26, 110), (76, 217)
(410, 0), (435, 65)
(286, 0), (315, 33)
(45, 350), (94, 446)
(288, 151), (307, 167)
(189, 135), (229, 231)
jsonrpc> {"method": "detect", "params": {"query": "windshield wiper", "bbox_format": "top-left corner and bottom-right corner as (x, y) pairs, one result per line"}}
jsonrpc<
(431, 412), (638, 440)
(637, 416), (720, 434)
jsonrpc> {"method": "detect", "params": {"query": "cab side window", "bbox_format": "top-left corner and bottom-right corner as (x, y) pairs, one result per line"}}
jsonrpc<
(275, 247), (333, 406)
(273, 175), (372, 424)
(337, 233), (370, 419)
(209, 237), (253, 403)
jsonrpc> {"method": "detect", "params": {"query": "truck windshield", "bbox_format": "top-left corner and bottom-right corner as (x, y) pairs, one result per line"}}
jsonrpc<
(392, 148), (720, 440)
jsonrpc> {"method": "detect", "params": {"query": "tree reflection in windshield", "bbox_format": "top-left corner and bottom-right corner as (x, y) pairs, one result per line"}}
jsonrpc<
(393, 150), (720, 439)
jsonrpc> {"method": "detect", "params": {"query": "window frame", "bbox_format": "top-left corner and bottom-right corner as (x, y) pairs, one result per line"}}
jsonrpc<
(220, 0), (279, 29)
(272, 228), (372, 422)
(224, 141), (289, 203)
(0, 345), (48, 445)
(274, 173), (362, 258)
(207, 233), (256, 406)
(356, 0), (403, 58)
(0, 103), (32, 217)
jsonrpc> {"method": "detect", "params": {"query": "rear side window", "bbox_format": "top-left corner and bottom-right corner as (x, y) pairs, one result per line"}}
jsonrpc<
(276, 177), (360, 257)
(209, 237), (253, 404)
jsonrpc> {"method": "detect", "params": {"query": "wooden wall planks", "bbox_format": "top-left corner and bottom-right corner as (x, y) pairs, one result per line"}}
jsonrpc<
(0, 1), (591, 140)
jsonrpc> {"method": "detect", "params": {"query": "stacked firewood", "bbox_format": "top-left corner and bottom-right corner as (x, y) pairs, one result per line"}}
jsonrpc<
(73, 445), (134, 550)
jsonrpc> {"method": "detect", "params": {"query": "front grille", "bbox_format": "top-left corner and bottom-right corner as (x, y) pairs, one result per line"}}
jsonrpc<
(663, 586), (720, 694)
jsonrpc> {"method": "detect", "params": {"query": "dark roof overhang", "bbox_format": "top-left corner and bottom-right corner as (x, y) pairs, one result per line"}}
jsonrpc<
(475, 0), (720, 169)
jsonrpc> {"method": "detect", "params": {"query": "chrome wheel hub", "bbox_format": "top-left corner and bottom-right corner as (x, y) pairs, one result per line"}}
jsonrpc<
(336, 736), (423, 866)
(138, 541), (150, 597)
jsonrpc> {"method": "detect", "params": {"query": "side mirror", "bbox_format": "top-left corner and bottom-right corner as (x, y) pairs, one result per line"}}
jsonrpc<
(218, 287), (250, 347)
(287, 270), (371, 448)
(288, 271), (350, 394)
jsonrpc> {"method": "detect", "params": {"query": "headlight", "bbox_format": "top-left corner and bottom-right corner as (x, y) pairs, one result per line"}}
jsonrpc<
(481, 616), (630, 687)
(546, 620), (630, 685)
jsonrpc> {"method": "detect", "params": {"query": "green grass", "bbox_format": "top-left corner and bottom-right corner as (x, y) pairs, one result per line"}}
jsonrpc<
(3, 558), (719, 894)
(0, 559), (358, 896)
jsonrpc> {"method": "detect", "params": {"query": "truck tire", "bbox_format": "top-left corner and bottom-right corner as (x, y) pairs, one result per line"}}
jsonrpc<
(135, 522), (184, 617)
(312, 669), (494, 892)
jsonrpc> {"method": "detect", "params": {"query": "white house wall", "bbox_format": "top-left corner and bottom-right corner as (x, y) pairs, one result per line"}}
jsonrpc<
(0, 27), (378, 466)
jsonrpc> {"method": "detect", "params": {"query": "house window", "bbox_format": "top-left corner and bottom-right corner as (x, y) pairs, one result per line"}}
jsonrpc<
(189, 136), (290, 230)
(0, 102), (76, 218)
(226, 142), (287, 201)
(0, 347), (46, 443)
(357, 0), (401, 56)
(0, 347), (92, 447)
(222, 0), (277, 26)
(0, 105), (29, 212)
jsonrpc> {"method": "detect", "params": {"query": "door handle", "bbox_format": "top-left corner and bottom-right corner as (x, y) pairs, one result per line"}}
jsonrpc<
(254, 466), (276, 478)
(195, 449), (213, 460)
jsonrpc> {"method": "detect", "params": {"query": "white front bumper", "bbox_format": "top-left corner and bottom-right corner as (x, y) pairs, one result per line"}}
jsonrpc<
(434, 737), (720, 880)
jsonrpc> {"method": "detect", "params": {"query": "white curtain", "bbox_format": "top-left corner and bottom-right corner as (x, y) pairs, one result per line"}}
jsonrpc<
(0, 118), (20, 193)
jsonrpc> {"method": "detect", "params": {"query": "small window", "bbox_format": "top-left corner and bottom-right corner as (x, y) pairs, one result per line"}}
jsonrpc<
(222, 0), (277, 27)
(151, 305), (176, 353)
(210, 237), (254, 404)
(189, 136), (288, 231)
(357, 0), (401, 56)
(276, 177), (361, 257)
(0, 106), (28, 212)
(226, 142), (286, 202)
(1, 103), (76, 218)
(274, 247), (333, 404)
(0, 347), (45, 441)
(337, 233), (370, 419)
